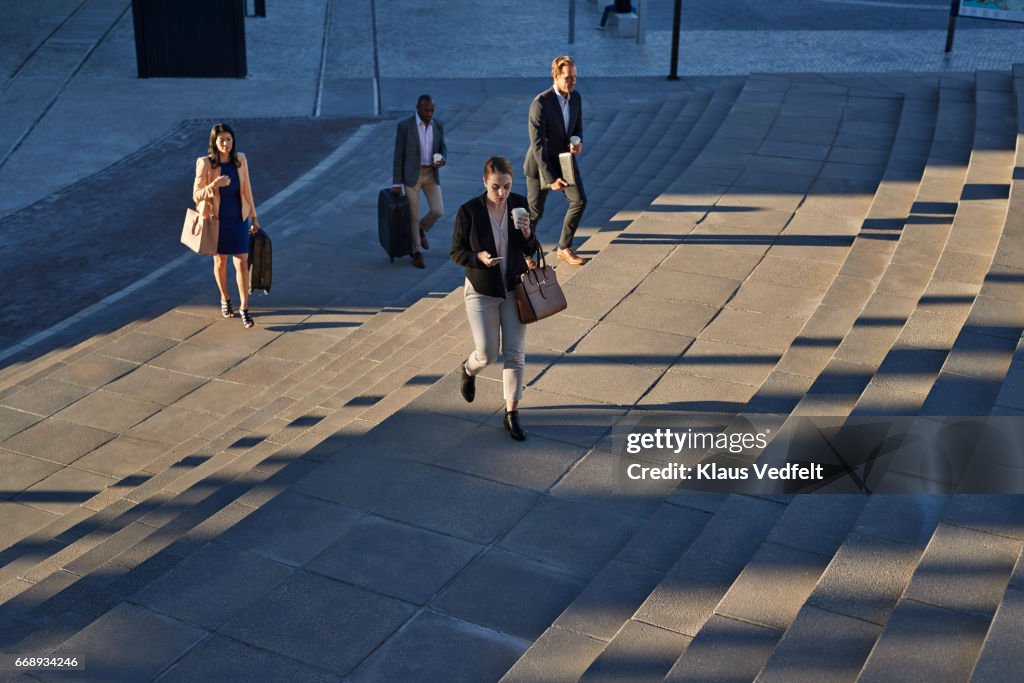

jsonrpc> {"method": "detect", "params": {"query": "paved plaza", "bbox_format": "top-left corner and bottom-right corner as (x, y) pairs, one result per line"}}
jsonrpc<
(1, 1), (1024, 681)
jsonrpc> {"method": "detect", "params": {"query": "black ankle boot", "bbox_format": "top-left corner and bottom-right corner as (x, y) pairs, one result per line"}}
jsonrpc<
(504, 410), (526, 441)
(460, 363), (475, 403)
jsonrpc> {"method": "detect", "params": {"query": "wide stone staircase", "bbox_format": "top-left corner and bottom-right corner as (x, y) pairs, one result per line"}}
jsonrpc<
(0, 67), (1021, 682)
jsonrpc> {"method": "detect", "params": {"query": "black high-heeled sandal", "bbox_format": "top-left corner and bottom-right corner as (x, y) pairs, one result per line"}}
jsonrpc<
(220, 298), (236, 318)
(240, 308), (254, 329)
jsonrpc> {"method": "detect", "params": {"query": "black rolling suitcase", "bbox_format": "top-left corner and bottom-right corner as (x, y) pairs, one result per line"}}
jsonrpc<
(378, 189), (413, 262)
(248, 229), (272, 294)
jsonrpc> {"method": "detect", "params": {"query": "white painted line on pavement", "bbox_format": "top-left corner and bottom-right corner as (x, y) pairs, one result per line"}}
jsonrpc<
(0, 123), (378, 366)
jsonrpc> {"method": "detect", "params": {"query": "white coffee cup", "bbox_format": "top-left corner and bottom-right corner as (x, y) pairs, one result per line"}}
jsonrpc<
(569, 136), (581, 150)
(511, 207), (528, 231)
(433, 153), (444, 165)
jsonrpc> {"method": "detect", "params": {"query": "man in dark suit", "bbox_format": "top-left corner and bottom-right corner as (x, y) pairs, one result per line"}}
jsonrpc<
(393, 94), (447, 268)
(524, 55), (587, 266)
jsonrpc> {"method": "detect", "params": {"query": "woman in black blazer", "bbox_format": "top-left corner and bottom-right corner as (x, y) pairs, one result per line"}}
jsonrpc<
(451, 156), (541, 440)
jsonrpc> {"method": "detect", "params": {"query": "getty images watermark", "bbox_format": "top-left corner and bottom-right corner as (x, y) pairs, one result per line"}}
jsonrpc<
(609, 412), (1024, 494)
(624, 427), (822, 483)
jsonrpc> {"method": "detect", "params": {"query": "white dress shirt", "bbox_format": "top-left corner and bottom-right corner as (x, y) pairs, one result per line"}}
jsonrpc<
(416, 113), (434, 166)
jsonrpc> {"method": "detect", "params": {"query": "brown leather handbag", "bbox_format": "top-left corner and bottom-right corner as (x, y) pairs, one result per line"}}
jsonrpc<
(180, 206), (219, 255)
(515, 249), (568, 324)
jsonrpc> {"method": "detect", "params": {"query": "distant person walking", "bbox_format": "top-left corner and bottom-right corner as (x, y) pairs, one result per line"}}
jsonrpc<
(597, 0), (635, 30)
(193, 123), (260, 328)
(524, 55), (587, 266)
(451, 157), (540, 441)
(393, 94), (447, 269)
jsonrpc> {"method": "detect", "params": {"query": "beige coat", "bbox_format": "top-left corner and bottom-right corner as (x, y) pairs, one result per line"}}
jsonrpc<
(193, 153), (258, 221)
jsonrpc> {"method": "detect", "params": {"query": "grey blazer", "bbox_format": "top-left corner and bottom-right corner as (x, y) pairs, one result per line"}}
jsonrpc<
(393, 115), (447, 187)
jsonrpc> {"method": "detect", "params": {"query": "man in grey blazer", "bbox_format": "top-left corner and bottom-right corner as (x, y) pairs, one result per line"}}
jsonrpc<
(524, 55), (587, 266)
(393, 94), (447, 268)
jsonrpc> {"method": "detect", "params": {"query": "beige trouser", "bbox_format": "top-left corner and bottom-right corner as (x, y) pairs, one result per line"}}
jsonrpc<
(464, 283), (527, 402)
(405, 166), (444, 253)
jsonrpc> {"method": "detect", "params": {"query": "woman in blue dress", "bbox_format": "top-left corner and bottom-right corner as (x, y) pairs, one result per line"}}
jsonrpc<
(193, 123), (261, 328)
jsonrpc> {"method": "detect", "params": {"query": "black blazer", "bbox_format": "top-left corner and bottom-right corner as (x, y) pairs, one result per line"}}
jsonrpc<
(450, 192), (541, 298)
(523, 87), (583, 186)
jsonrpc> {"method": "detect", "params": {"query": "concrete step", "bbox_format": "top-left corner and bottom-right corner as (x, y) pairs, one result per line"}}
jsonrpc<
(663, 495), (868, 681)
(792, 76), (976, 420)
(0, 286), (468, 589)
(971, 547), (1024, 681)
(741, 76), (937, 417)
(499, 497), (720, 683)
(577, 495), (789, 681)
(857, 495), (1024, 682)
(0, 316), (477, 656)
(502, 72), (905, 680)
(861, 71), (1016, 418)
(754, 494), (949, 683)
(0, 80), (724, 667)
(983, 65), (1024, 417)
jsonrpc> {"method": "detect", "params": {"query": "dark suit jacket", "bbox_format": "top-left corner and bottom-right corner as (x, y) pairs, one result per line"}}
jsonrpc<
(450, 192), (541, 298)
(523, 87), (583, 186)
(393, 115), (447, 187)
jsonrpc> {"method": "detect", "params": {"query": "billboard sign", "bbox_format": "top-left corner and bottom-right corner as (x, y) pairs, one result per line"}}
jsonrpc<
(959, 0), (1024, 23)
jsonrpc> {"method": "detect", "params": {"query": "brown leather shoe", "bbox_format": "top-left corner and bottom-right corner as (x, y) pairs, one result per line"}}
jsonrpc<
(412, 252), (425, 268)
(556, 247), (586, 266)
(420, 227), (429, 250)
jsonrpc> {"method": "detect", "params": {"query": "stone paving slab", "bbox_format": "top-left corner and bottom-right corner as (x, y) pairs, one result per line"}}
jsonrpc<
(308, 516), (479, 605)
(433, 549), (586, 642)
(129, 541), (292, 630)
(41, 602), (205, 683)
(157, 634), (341, 683)
(497, 496), (643, 578)
(581, 620), (690, 683)
(434, 429), (584, 493)
(2, 418), (115, 465)
(220, 570), (415, 676)
(218, 491), (362, 567)
(501, 626), (605, 683)
(902, 523), (1022, 616)
(0, 451), (62, 499)
(807, 531), (925, 626)
(715, 543), (829, 631)
(15, 466), (119, 517)
(0, 380), (92, 418)
(353, 610), (526, 683)
(756, 604), (883, 683)
(379, 465), (538, 545)
(664, 614), (778, 683)
(858, 599), (990, 683)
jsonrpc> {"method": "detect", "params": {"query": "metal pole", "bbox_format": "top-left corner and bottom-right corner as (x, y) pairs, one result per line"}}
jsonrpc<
(569, 0), (576, 44)
(668, 0), (681, 80)
(945, 0), (960, 52)
(637, 0), (646, 45)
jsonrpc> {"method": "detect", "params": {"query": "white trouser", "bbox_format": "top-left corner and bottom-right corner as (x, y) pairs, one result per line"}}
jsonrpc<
(405, 167), (444, 252)
(464, 282), (527, 402)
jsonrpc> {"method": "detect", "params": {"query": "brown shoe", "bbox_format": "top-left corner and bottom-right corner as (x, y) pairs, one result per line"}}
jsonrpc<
(556, 247), (586, 266)
(420, 227), (429, 250)
(412, 252), (425, 268)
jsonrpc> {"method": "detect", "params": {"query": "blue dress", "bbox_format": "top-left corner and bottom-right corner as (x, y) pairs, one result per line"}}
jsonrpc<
(216, 161), (249, 255)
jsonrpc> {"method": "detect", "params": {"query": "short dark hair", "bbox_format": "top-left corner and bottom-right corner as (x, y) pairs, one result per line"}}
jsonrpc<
(207, 123), (240, 168)
(483, 156), (514, 178)
(416, 94), (433, 107)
